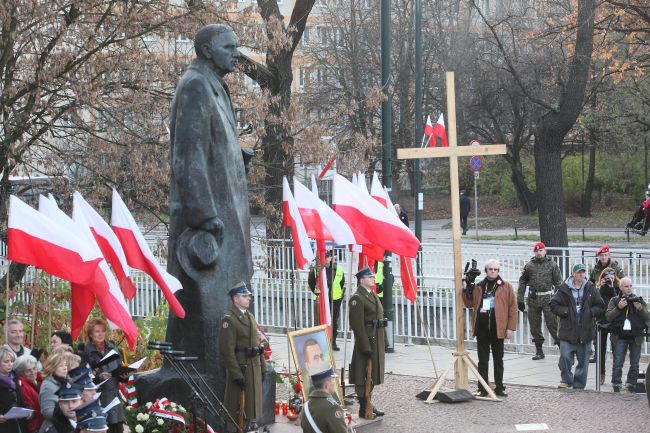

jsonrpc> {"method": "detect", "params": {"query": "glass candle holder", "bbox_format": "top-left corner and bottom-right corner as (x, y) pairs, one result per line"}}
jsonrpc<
(274, 401), (280, 415)
(281, 401), (289, 415)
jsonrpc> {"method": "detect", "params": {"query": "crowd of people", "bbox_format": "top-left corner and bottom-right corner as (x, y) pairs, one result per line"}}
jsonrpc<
(466, 243), (649, 395)
(0, 318), (129, 433)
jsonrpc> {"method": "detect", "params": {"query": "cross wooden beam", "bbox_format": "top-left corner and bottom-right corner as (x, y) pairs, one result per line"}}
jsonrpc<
(397, 71), (507, 402)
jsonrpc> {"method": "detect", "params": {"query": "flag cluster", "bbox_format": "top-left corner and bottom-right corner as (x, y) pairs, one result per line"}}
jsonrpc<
(7, 190), (187, 348)
(281, 172), (421, 329)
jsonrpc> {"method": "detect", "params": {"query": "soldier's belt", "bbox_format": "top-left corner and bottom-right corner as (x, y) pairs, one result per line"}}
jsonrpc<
(531, 290), (553, 296)
(365, 319), (388, 328)
(236, 345), (264, 357)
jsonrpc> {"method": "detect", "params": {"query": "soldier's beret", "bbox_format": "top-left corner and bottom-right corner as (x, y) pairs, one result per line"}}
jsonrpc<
(355, 266), (373, 280)
(532, 241), (545, 252)
(596, 245), (610, 256)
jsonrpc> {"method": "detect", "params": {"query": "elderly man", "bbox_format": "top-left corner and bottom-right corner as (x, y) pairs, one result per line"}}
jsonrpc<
(605, 277), (650, 392)
(550, 264), (605, 390)
(463, 259), (517, 397)
(300, 363), (347, 433)
(517, 241), (562, 360)
(349, 266), (386, 419)
(219, 282), (265, 432)
(394, 204), (409, 227)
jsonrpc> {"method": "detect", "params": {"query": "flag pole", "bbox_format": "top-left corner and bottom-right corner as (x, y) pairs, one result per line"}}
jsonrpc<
(30, 281), (38, 346)
(341, 248), (355, 394)
(48, 275), (52, 337)
(5, 261), (10, 326)
(283, 237), (291, 379)
(414, 297), (438, 378)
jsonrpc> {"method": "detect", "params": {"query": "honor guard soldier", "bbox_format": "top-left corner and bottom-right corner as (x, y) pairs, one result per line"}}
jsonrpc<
(219, 282), (266, 432)
(75, 399), (109, 433)
(349, 266), (385, 419)
(41, 382), (84, 433)
(300, 363), (347, 433)
(517, 242), (562, 360)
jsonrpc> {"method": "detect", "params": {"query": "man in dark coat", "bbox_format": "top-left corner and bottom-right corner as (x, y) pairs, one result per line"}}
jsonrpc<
(550, 263), (605, 390)
(141, 23), (256, 403)
(219, 282), (265, 432)
(349, 267), (385, 419)
(459, 190), (471, 235)
(308, 251), (346, 350)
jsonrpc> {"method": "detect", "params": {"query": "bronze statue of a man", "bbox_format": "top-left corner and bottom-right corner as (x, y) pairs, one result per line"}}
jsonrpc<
(137, 24), (255, 420)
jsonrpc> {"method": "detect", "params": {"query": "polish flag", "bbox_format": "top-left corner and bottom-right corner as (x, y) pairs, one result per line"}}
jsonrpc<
(72, 195), (139, 348)
(422, 115), (435, 147)
(381, 188), (419, 303)
(333, 174), (419, 258)
(282, 177), (315, 269)
(111, 190), (186, 319)
(429, 113), (448, 147)
(7, 196), (102, 285)
(73, 192), (137, 300)
(370, 172), (388, 208)
(318, 153), (337, 180)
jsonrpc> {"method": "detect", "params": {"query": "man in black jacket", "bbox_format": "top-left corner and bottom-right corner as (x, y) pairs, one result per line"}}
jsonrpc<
(605, 277), (650, 392)
(460, 190), (471, 235)
(550, 263), (605, 390)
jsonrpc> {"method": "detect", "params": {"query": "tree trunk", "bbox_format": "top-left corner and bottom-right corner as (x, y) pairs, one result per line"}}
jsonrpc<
(580, 136), (596, 217)
(534, 130), (568, 247)
(509, 163), (537, 214)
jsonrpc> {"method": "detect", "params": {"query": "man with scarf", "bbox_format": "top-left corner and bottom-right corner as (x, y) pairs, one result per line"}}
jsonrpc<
(550, 263), (605, 389)
(463, 259), (517, 397)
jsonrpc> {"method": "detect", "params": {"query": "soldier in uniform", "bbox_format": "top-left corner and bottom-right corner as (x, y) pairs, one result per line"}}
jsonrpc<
(219, 282), (266, 432)
(348, 266), (385, 419)
(517, 242), (562, 360)
(300, 363), (347, 433)
(75, 399), (109, 433)
(308, 251), (346, 350)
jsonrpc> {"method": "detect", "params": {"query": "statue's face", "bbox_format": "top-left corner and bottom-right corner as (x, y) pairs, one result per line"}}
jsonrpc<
(203, 30), (240, 76)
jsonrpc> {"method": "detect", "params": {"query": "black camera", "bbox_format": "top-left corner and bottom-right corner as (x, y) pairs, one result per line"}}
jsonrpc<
(622, 294), (643, 304)
(463, 259), (481, 297)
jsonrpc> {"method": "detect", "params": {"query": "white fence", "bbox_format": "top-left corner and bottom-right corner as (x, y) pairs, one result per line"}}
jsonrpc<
(2, 239), (650, 355)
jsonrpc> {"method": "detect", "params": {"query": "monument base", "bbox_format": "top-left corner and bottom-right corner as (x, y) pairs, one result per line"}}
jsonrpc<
(135, 365), (276, 429)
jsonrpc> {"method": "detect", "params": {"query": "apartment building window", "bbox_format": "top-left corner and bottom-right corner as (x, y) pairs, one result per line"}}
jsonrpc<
(317, 26), (330, 46)
(302, 26), (310, 47)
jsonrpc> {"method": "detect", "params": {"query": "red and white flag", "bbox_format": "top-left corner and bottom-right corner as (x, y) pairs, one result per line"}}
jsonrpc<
(73, 192), (137, 300)
(282, 177), (315, 269)
(423, 115), (435, 147)
(111, 189), (186, 319)
(333, 174), (420, 258)
(370, 172), (388, 208)
(428, 113), (448, 147)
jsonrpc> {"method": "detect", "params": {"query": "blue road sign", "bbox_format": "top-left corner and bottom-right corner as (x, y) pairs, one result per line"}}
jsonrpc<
(470, 155), (483, 171)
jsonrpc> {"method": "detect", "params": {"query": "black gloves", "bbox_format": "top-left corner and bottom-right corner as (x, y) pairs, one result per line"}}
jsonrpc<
(518, 302), (526, 313)
(363, 349), (373, 357)
(234, 377), (245, 388)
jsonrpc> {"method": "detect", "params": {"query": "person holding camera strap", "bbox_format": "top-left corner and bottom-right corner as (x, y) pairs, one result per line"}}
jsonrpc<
(463, 259), (518, 397)
(219, 282), (266, 432)
(349, 266), (386, 419)
(595, 267), (621, 385)
(605, 277), (650, 393)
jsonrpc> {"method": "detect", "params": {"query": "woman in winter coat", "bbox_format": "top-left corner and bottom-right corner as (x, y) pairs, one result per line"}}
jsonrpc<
(595, 267), (621, 385)
(0, 345), (27, 433)
(14, 354), (43, 433)
(38, 352), (70, 433)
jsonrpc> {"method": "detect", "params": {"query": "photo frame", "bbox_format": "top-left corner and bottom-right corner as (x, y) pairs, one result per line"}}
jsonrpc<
(288, 324), (344, 405)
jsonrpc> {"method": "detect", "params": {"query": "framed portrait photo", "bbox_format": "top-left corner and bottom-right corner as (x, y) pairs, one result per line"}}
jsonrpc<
(288, 325), (344, 406)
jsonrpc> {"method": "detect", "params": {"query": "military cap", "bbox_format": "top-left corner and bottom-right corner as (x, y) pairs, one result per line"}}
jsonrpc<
(55, 381), (83, 401)
(75, 399), (108, 432)
(355, 266), (374, 280)
(69, 365), (96, 391)
(572, 263), (587, 273)
(596, 245), (610, 256)
(228, 281), (252, 297)
(532, 241), (545, 252)
(309, 362), (336, 383)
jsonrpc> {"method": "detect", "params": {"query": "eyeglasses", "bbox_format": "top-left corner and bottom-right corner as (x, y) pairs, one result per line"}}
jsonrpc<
(487, 268), (499, 271)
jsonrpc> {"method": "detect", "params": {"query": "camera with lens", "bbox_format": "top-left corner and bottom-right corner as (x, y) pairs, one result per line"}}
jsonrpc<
(622, 294), (643, 304)
(246, 345), (265, 357)
(463, 259), (481, 297)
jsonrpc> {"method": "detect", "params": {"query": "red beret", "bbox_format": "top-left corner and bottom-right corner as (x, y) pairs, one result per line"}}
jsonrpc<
(532, 242), (545, 252)
(596, 245), (610, 256)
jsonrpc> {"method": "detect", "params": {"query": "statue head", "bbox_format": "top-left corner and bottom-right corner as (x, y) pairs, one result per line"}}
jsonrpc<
(194, 24), (240, 77)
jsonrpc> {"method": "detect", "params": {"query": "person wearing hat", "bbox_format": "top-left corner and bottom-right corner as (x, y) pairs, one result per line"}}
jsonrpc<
(348, 266), (385, 419)
(75, 399), (109, 433)
(588, 245), (624, 363)
(300, 363), (347, 433)
(517, 241), (562, 360)
(550, 263), (605, 389)
(219, 282), (265, 432)
(40, 382), (83, 433)
(68, 366), (98, 403)
(307, 251), (346, 350)
(463, 259), (518, 397)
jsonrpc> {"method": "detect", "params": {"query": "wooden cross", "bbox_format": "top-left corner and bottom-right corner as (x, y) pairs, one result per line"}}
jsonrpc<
(397, 71), (507, 401)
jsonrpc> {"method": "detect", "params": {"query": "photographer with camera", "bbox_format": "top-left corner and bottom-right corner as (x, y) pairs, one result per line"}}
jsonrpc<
(605, 277), (650, 392)
(517, 242), (562, 360)
(219, 282), (266, 432)
(462, 259), (518, 397)
(594, 267), (621, 385)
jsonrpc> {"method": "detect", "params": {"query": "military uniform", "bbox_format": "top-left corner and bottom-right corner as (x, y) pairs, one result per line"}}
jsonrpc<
(349, 267), (386, 418)
(300, 390), (347, 433)
(518, 255), (562, 348)
(219, 305), (265, 431)
(589, 258), (624, 284)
